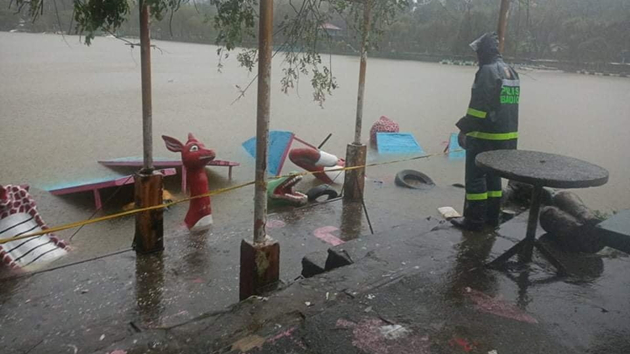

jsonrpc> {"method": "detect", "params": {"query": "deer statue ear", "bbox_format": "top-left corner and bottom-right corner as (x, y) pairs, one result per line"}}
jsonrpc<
(188, 133), (197, 141)
(162, 135), (184, 152)
(0, 186), (6, 199)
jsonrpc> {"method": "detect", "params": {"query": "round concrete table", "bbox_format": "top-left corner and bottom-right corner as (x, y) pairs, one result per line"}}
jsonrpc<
(476, 150), (609, 271)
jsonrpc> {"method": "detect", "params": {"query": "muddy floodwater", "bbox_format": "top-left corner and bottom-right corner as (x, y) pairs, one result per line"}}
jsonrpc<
(1, 32), (629, 260)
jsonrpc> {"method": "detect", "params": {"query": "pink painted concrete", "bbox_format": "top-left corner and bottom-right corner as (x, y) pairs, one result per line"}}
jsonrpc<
(313, 226), (345, 246)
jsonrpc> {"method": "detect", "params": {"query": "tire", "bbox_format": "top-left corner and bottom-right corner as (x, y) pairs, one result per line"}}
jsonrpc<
(394, 170), (435, 190)
(307, 185), (339, 202)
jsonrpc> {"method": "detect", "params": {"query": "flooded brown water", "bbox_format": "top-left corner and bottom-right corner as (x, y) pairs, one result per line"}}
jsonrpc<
(1, 32), (629, 259)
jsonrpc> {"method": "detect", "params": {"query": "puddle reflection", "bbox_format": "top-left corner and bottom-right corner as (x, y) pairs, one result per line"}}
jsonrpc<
(135, 253), (165, 327)
(446, 230), (498, 301)
(182, 232), (211, 272)
(340, 201), (363, 242)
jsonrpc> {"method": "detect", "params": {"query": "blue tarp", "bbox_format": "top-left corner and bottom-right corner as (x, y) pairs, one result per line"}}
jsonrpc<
(376, 133), (425, 154)
(448, 133), (466, 160)
(242, 130), (294, 176)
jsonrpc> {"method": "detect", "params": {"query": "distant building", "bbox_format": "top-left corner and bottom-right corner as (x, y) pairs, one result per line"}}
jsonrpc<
(320, 23), (344, 39)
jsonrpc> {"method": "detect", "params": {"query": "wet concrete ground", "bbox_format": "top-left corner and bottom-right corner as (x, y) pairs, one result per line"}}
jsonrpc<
(93, 214), (629, 354)
(1, 203), (628, 354)
(0, 188), (456, 354)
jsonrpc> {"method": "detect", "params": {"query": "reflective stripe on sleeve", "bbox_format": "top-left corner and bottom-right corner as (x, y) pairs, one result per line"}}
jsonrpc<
(466, 131), (519, 140)
(467, 108), (487, 119)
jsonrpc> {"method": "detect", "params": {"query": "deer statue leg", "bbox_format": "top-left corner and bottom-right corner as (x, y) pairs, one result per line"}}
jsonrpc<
(186, 197), (213, 231)
(185, 167), (213, 231)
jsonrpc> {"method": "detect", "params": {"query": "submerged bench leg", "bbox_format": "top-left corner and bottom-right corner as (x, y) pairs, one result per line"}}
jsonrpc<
(93, 189), (102, 210)
(229, 166), (233, 179)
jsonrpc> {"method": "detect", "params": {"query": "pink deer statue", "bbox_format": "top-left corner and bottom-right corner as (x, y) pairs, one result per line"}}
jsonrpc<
(162, 134), (216, 231)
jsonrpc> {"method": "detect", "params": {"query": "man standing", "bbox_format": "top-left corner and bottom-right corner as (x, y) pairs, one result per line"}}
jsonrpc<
(452, 32), (520, 231)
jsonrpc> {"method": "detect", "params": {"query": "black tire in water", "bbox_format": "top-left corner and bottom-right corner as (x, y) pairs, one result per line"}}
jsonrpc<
(307, 185), (339, 203)
(394, 170), (435, 190)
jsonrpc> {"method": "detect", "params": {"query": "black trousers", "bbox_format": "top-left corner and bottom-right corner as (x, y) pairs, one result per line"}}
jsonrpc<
(464, 137), (518, 224)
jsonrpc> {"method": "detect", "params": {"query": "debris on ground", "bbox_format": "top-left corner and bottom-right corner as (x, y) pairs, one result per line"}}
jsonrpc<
(438, 206), (461, 219)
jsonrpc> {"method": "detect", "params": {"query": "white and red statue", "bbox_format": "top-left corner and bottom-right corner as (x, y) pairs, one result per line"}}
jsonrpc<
(289, 148), (345, 185)
(0, 184), (67, 270)
(162, 133), (216, 231)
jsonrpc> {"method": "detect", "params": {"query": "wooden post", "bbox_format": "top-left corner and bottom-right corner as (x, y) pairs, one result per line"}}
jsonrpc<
(344, 0), (371, 202)
(343, 143), (367, 202)
(497, 0), (511, 53)
(134, 1), (163, 253)
(240, 0), (280, 301)
(253, 0), (273, 246)
(343, 0), (371, 202)
(353, 0), (371, 145)
(133, 170), (164, 253)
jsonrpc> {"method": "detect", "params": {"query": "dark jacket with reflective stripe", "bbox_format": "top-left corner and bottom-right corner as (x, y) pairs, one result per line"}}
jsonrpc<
(456, 34), (519, 141)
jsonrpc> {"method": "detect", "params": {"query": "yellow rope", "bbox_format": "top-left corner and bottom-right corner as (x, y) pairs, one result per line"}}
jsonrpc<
(0, 149), (461, 245)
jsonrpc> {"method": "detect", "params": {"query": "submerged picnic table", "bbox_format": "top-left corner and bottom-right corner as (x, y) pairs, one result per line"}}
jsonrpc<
(48, 168), (177, 210)
(99, 157), (240, 192)
(477, 150), (609, 272)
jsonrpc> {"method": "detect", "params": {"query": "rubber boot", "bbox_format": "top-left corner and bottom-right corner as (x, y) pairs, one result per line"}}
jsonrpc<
(451, 217), (484, 232)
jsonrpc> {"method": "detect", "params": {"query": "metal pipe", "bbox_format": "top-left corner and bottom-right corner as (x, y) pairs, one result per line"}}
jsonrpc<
(140, 1), (153, 171)
(317, 133), (333, 149)
(520, 185), (543, 262)
(497, 0), (510, 53)
(253, 0), (273, 244)
(353, 0), (372, 144)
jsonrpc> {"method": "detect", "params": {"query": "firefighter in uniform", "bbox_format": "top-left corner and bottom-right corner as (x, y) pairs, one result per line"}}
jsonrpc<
(451, 32), (520, 231)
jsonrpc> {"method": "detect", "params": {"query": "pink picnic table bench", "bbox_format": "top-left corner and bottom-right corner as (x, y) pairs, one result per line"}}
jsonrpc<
(98, 156), (240, 192)
(47, 168), (177, 210)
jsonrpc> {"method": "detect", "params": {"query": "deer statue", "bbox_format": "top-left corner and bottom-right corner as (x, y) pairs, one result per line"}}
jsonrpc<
(162, 133), (216, 231)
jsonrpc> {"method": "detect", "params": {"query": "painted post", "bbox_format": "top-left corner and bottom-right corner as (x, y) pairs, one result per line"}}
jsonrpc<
(134, 0), (164, 254)
(133, 170), (164, 253)
(497, 0), (511, 53)
(343, 0), (371, 202)
(240, 0), (280, 301)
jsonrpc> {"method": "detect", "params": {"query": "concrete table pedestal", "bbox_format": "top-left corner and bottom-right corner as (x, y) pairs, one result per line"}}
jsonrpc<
(476, 150), (609, 273)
